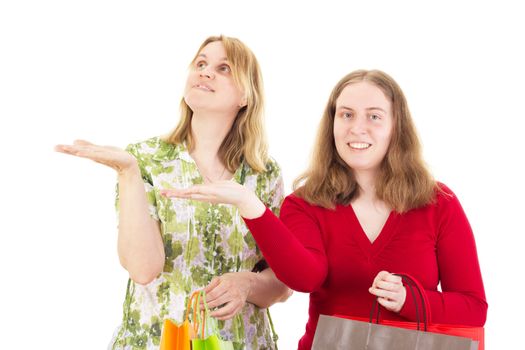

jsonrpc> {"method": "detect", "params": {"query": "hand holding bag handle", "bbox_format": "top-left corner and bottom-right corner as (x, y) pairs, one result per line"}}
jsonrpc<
(319, 273), (482, 349)
(370, 273), (429, 330)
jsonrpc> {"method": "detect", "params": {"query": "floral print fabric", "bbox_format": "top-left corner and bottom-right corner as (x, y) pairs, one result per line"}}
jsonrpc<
(109, 137), (284, 350)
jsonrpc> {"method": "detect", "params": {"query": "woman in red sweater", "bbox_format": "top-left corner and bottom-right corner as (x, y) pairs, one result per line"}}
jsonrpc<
(162, 70), (488, 349)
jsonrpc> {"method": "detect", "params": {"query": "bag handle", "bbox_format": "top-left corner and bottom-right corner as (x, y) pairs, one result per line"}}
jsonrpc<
(183, 291), (199, 321)
(191, 290), (215, 339)
(397, 274), (429, 330)
(369, 273), (428, 331)
(179, 290), (201, 336)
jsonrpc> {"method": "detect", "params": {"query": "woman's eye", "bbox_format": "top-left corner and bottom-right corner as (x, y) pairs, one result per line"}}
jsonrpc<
(370, 114), (380, 120)
(196, 61), (206, 70)
(343, 112), (352, 119)
(218, 65), (231, 73)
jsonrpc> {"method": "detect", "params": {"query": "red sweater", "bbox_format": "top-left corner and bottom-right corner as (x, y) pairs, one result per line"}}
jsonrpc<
(244, 184), (487, 350)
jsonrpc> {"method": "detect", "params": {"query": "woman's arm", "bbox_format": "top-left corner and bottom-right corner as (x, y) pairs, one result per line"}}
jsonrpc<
(162, 183), (329, 292)
(55, 140), (165, 285)
(204, 268), (292, 320)
(399, 186), (488, 326)
(243, 198), (328, 292)
(247, 268), (293, 307)
(117, 165), (164, 285)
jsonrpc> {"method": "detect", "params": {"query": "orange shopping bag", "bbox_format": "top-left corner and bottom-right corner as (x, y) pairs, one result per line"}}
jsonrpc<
(160, 291), (200, 350)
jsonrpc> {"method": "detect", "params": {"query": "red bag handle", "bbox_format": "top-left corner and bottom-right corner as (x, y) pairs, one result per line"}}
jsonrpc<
(370, 273), (429, 331)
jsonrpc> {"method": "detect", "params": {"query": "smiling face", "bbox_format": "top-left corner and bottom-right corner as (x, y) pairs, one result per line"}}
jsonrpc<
(333, 81), (393, 176)
(183, 41), (246, 115)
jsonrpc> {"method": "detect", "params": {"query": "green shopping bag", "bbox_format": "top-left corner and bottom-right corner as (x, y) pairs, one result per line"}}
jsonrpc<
(191, 290), (235, 350)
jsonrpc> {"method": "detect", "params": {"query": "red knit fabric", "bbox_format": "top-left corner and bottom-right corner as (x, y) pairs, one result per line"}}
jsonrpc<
(243, 184), (487, 350)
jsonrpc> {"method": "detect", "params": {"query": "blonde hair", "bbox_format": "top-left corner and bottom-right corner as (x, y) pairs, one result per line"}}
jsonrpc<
(165, 35), (268, 173)
(294, 69), (437, 212)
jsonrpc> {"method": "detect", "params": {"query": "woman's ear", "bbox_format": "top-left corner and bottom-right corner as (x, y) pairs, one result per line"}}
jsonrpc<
(239, 96), (247, 108)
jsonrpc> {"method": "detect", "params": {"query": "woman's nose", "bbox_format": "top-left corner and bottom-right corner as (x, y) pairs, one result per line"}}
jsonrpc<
(349, 116), (367, 135)
(199, 67), (215, 79)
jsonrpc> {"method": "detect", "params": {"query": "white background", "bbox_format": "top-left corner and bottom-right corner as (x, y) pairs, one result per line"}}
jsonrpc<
(1, 1), (523, 348)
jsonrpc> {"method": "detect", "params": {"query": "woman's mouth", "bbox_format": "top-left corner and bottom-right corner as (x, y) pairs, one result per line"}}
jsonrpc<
(347, 142), (371, 150)
(194, 84), (215, 92)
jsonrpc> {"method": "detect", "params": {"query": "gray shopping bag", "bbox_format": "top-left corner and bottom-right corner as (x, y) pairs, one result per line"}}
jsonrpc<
(312, 315), (478, 349)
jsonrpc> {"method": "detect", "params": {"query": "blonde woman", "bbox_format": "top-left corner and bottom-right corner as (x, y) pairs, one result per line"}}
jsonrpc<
(56, 35), (291, 350)
(163, 70), (488, 349)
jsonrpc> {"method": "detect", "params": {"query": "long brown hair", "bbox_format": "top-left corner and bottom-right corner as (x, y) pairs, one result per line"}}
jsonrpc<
(294, 70), (437, 212)
(164, 35), (268, 173)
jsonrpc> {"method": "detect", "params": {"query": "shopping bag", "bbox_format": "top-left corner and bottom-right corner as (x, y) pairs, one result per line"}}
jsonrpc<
(372, 273), (484, 349)
(333, 317), (484, 350)
(191, 290), (235, 350)
(312, 274), (481, 349)
(312, 315), (478, 349)
(159, 291), (200, 350)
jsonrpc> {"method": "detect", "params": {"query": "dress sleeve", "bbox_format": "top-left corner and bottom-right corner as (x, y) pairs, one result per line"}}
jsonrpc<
(114, 143), (159, 221)
(399, 185), (488, 326)
(255, 158), (285, 217)
(243, 195), (328, 292)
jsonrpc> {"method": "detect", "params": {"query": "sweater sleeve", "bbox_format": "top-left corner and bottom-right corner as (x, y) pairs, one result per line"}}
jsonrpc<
(243, 195), (328, 292)
(399, 185), (488, 326)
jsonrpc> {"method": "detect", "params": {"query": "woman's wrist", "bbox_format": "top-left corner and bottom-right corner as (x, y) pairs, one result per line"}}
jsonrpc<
(243, 271), (258, 303)
(117, 161), (140, 179)
(238, 190), (266, 219)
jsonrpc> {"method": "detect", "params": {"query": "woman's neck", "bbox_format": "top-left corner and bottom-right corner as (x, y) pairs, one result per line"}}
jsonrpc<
(190, 111), (236, 161)
(354, 170), (378, 201)
(353, 170), (391, 212)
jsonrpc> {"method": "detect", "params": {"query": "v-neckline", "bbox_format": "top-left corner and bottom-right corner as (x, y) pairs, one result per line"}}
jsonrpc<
(346, 204), (399, 254)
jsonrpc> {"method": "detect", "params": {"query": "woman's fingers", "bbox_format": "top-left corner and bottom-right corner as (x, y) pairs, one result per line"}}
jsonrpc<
(206, 292), (232, 310)
(162, 184), (205, 196)
(161, 186), (225, 204)
(375, 279), (403, 291)
(54, 144), (76, 154)
(161, 188), (208, 201)
(209, 300), (241, 320)
(372, 271), (401, 287)
(369, 286), (398, 300)
(200, 271), (251, 320)
(205, 283), (229, 308)
(377, 297), (400, 310)
(203, 277), (220, 294)
(56, 142), (138, 174)
(382, 273), (402, 284)
(369, 271), (406, 313)
(73, 139), (94, 146)
(54, 144), (91, 158)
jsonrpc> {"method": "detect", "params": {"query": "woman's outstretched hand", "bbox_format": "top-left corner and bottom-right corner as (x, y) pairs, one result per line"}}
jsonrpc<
(55, 140), (138, 174)
(161, 181), (266, 219)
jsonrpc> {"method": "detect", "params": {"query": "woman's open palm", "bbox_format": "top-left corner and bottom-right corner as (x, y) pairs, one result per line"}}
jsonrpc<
(55, 140), (137, 174)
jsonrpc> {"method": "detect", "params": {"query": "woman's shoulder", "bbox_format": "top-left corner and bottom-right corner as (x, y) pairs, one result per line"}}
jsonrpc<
(279, 191), (336, 223)
(126, 136), (182, 161)
(435, 181), (458, 201)
(427, 181), (464, 214)
(244, 155), (281, 178)
(282, 190), (319, 211)
(264, 156), (281, 174)
(126, 136), (167, 151)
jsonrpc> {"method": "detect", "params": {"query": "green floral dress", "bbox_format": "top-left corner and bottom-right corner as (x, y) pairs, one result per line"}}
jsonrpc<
(109, 137), (284, 350)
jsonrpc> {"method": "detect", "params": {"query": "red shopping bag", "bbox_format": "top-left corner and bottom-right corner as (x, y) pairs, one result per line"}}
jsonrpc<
(334, 274), (484, 349)
(333, 316), (484, 350)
